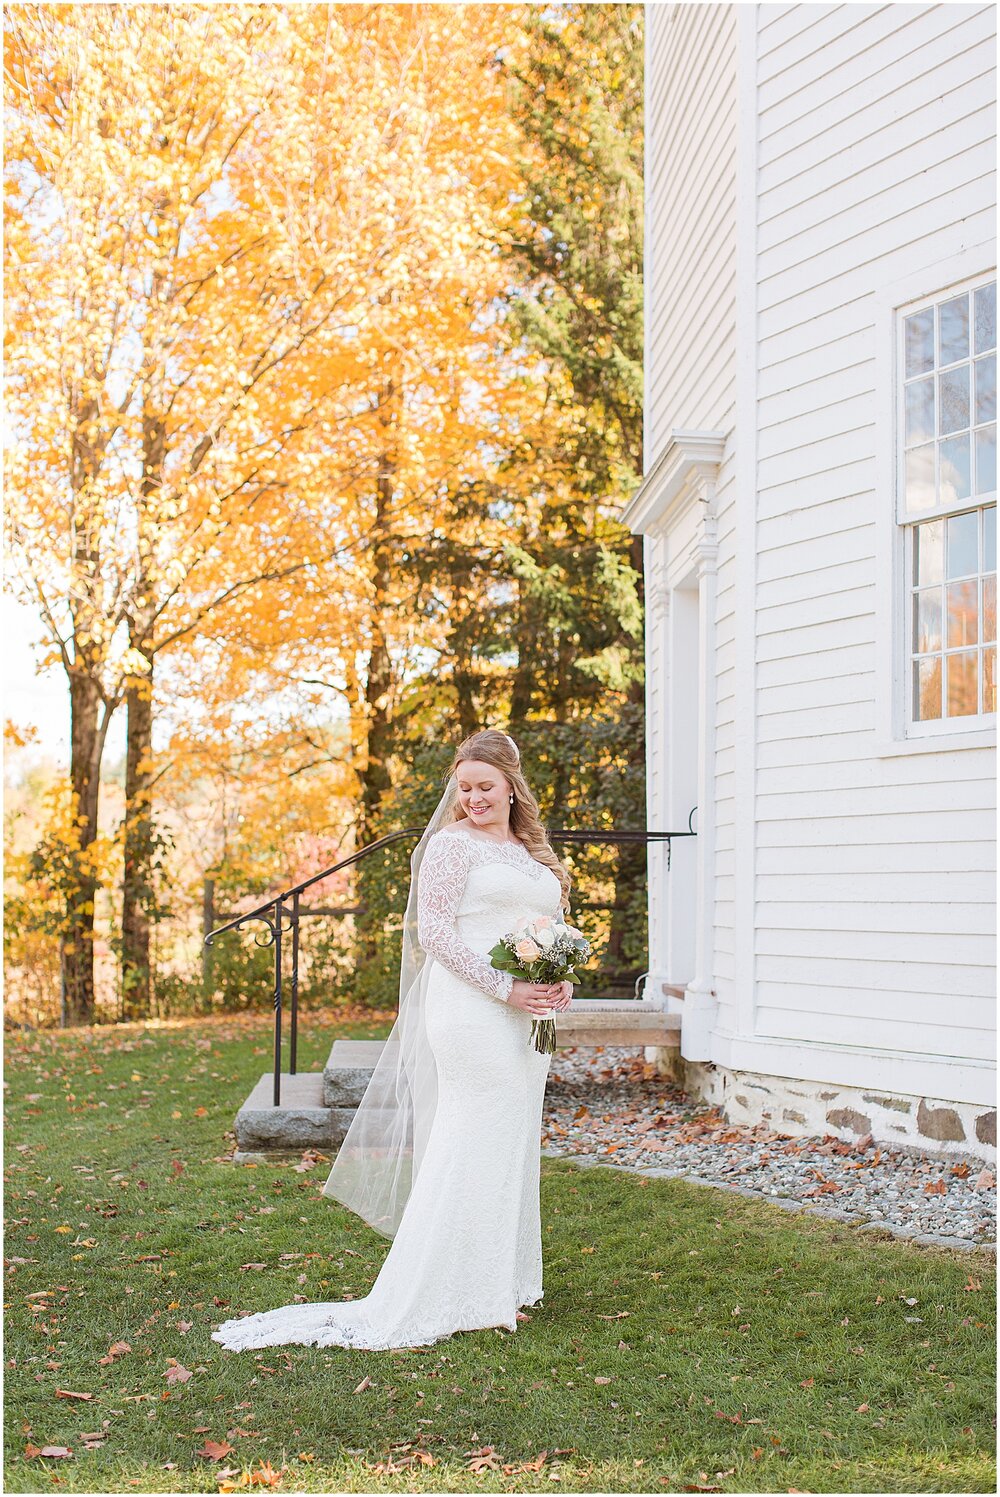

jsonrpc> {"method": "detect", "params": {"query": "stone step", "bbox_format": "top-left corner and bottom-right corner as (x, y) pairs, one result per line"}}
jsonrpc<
(235, 1070), (357, 1152)
(323, 1039), (386, 1109)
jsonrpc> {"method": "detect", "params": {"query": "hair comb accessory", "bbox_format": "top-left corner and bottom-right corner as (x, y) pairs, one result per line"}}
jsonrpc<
(503, 731), (519, 760)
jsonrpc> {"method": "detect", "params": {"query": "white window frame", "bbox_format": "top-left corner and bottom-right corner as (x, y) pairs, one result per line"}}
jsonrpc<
(874, 249), (997, 757)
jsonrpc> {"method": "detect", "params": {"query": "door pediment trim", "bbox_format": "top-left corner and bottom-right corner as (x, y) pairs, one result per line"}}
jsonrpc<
(621, 430), (727, 537)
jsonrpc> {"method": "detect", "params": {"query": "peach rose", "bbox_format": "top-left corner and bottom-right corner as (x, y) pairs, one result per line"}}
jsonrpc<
(515, 938), (542, 962)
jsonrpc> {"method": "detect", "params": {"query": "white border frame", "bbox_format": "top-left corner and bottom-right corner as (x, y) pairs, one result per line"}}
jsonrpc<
(874, 246), (997, 757)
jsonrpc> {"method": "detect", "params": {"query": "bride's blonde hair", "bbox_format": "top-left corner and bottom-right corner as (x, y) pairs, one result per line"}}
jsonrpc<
(446, 728), (572, 914)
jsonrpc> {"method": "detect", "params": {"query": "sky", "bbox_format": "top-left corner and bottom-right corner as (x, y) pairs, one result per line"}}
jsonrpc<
(3, 593), (127, 770)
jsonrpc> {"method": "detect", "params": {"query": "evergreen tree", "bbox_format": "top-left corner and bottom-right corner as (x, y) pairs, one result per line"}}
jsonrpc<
(494, 3), (648, 974)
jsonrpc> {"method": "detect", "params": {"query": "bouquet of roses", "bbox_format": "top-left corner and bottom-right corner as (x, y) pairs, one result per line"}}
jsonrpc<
(488, 915), (592, 1054)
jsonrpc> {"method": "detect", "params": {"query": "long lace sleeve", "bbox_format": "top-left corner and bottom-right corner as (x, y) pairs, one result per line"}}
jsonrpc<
(416, 833), (515, 1003)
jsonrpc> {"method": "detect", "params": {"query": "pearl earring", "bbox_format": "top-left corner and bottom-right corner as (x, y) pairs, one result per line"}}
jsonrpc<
(509, 793), (514, 803)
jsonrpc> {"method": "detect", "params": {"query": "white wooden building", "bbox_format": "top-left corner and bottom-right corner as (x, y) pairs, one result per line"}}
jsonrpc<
(625, 2), (996, 1157)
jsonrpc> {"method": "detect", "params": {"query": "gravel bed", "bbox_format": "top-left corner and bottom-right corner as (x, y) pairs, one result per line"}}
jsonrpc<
(542, 1046), (996, 1250)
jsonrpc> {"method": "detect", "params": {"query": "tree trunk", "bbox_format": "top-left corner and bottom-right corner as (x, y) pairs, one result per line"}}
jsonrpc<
(120, 395), (164, 1019)
(63, 668), (104, 1024)
(356, 375), (398, 968)
(359, 428), (396, 844)
(121, 648), (154, 1020)
(509, 575), (537, 728)
(445, 557), (479, 739)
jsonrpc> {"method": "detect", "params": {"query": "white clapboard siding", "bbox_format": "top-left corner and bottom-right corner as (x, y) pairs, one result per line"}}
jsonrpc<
(757, 524), (874, 584)
(644, 3), (995, 1097)
(758, 981), (994, 1030)
(754, 963), (996, 999)
(644, 3), (737, 463)
(754, 900), (996, 940)
(756, 755), (994, 792)
(757, 673), (874, 718)
(751, 0), (997, 1077)
(757, 777), (997, 818)
(754, 1009), (990, 1062)
(755, 841), (997, 875)
(757, 7), (995, 148)
(756, 809), (993, 849)
(750, 0), (995, 1096)
(757, 870), (993, 902)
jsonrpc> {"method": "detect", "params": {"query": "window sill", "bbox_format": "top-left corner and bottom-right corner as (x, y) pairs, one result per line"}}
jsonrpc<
(875, 725), (996, 756)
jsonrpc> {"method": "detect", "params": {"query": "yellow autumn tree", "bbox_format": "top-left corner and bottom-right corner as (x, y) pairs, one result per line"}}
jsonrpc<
(149, 7), (545, 896)
(6, 2), (533, 1018)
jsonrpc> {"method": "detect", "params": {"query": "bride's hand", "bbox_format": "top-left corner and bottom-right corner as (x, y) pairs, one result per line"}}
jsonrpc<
(508, 979), (563, 1015)
(549, 980), (573, 1011)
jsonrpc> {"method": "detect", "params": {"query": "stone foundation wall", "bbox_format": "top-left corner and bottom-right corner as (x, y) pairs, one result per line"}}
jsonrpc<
(652, 1051), (996, 1163)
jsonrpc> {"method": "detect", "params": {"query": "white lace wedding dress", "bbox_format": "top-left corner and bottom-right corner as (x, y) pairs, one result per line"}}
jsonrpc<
(211, 823), (561, 1352)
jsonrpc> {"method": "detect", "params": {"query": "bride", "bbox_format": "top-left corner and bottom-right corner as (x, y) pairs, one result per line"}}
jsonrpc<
(212, 728), (574, 1352)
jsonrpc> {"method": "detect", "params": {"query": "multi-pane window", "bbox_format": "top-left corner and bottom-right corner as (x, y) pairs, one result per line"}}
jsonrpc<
(899, 276), (996, 725)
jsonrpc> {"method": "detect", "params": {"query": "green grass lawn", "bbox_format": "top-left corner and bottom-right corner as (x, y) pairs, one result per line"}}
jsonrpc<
(4, 1011), (996, 1494)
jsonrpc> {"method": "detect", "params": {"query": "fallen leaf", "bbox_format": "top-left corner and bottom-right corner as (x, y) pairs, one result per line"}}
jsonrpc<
(466, 1445), (502, 1472)
(249, 1458), (283, 1486)
(99, 1341), (131, 1364)
(195, 1437), (234, 1461)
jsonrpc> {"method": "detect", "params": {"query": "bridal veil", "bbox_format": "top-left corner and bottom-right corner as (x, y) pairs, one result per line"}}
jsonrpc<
(320, 768), (461, 1237)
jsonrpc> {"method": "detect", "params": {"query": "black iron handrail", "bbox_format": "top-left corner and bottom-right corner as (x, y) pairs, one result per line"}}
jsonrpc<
(205, 812), (697, 1106)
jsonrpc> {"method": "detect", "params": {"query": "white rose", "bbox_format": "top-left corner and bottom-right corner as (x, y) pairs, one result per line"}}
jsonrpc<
(535, 926), (556, 949)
